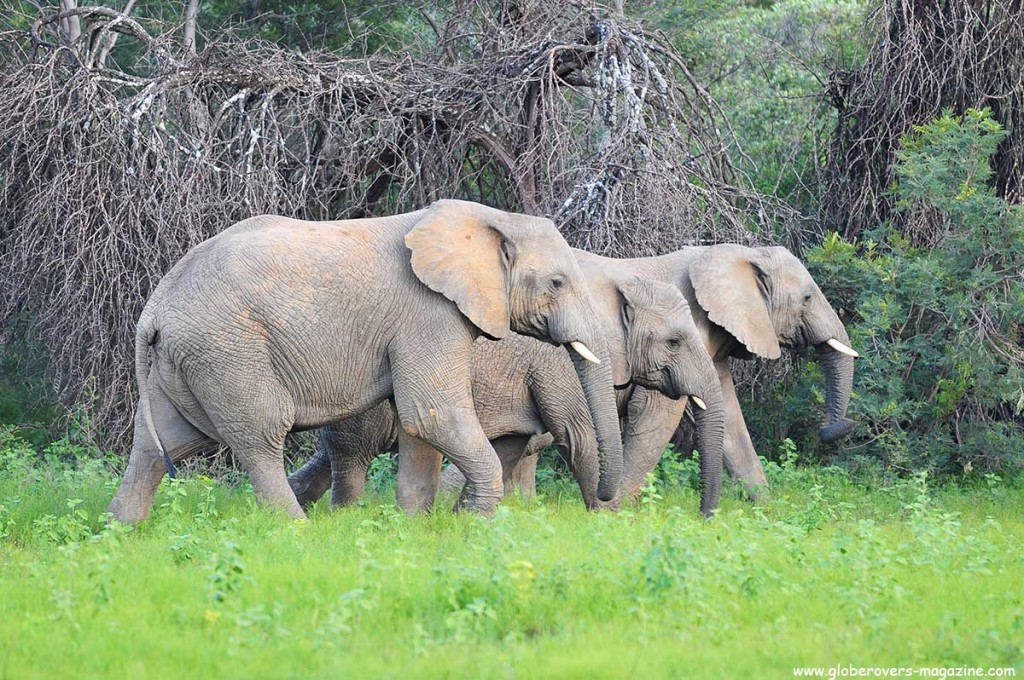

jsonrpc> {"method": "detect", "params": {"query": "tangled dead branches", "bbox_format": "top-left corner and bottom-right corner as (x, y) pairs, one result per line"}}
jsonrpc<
(821, 0), (1024, 244)
(0, 2), (790, 449)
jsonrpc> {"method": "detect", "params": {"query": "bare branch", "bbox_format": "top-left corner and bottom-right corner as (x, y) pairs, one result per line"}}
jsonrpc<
(183, 0), (200, 57)
(93, 0), (137, 68)
(58, 0), (81, 46)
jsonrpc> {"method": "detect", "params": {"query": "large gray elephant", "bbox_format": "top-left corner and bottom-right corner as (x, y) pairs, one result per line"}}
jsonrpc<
(288, 273), (727, 516)
(577, 244), (858, 500)
(106, 199), (624, 522)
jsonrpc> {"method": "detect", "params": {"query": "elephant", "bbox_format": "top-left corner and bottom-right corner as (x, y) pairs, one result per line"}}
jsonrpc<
(572, 243), (858, 501)
(288, 265), (728, 516)
(105, 199), (625, 522)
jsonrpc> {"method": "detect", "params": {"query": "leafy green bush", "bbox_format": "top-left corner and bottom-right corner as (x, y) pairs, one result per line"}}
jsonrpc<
(759, 108), (1024, 476)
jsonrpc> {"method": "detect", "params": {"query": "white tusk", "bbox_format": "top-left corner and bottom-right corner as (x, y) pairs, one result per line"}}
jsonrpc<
(826, 338), (860, 358)
(569, 341), (601, 365)
(690, 396), (707, 411)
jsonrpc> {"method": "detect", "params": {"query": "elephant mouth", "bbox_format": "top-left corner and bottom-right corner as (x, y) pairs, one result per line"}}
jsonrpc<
(661, 367), (683, 400)
(780, 328), (808, 352)
(629, 370), (680, 397)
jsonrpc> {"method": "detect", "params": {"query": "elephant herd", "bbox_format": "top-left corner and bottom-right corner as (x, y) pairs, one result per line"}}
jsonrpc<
(107, 199), (857, 524)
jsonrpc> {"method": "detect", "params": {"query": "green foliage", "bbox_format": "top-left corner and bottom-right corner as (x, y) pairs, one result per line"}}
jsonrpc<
(655, 444), (703, 490)
(677, 0), (871, 212)
(1, 435), (1022, 676)
(761, 108), (1024, 476)
(366, 453), (398, 495)
(208, 539), (247, 604)
(894, 108), (1008, 212)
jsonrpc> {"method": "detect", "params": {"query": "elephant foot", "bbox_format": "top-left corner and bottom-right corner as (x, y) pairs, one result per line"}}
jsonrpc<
(726, 462), (770, 504)
(107, 494), (153, 525)
(250, 466), (307, 519)
(587, 497), (621, 512)
(739, 479), (769, 504)
(107, 456), (166, 524)
(259, 492), (307, 519)
(453, 483), (502, 515)
(288, 471), (332, 510)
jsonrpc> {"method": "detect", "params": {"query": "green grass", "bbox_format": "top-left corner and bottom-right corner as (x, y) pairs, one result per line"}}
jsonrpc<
(1, 433), (1022, 679)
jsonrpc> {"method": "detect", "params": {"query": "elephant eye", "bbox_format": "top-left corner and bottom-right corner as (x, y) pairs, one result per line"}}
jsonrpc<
(668, 337), (682, 349)
(803, 293), (812, 304)
(550, 277), (565, 290)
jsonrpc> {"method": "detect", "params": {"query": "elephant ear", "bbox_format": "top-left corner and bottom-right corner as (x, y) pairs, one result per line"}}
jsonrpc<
(690, 245), (781, 360)
(608, 278), (646, 387)
(405, 200), (511, 340)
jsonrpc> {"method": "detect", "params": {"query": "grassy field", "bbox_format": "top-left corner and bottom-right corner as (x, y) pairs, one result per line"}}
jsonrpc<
(1, 431), (1022, 679)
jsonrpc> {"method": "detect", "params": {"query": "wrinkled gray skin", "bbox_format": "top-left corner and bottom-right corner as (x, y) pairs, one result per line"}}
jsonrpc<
(289, 271), (727, 516)
(573, 244), (856, 501)
(106, 199), (624, 522)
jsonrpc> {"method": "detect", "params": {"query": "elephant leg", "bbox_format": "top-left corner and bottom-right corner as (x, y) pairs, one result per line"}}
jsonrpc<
(438, 461), (467, 496)
(391, 356), (503, 514)
(245, 445), (305, 519)
(289, 443), (375, 511)
(438, 432), (550, 498)
(329, 402), (399, 507)
(330, 454), (372, 508)
(412, 421), (503, 515)
(288, 448), (333, 510)
(717, 360), (769, 500)
(504, 452), (537, 498)
(526, 373), (602, 508)
(442, 418), (505, 514)
(620, 387), (689, 502)
(494, 435), (536, 498)
(290, 403), (399, 510)
(107, 382), (215, 523)
(505, 432), (551, 497)
(395, 430), (443, 513)
(210, 386), (304, 519)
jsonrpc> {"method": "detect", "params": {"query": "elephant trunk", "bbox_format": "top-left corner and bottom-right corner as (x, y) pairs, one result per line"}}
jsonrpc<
(810, 301), (856, 443)
(570, 351), (624, 502)
(817, 346), (855, 442)
(692, 375), (725, 518)
(551, 282), (624, 503)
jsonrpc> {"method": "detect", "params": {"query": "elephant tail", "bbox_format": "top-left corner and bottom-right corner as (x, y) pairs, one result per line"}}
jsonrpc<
(135, 313), (176, 478)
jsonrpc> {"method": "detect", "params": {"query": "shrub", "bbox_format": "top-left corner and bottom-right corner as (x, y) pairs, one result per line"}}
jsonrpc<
(753, 108), (1024, 477)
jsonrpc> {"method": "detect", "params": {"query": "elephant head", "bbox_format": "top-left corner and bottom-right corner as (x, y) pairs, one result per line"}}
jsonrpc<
(614, 278), (725, 515)
(405, 200), (623, 501)
(689, 244), (857, 443)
